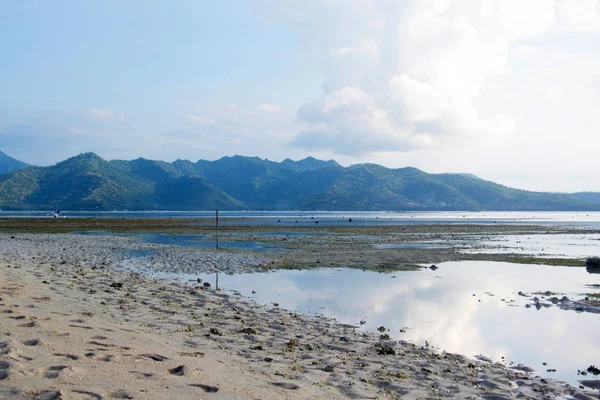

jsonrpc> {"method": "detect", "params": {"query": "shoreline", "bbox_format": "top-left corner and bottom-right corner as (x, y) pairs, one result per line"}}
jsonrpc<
(1, 233), (599, 399)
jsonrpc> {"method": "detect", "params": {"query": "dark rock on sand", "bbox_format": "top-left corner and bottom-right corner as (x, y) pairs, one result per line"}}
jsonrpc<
(587, 365), (600, 376)
(586, 257), (600, 267)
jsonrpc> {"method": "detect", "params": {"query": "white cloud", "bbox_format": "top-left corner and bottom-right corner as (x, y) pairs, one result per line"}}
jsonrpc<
(253, 0), (598, 158)
(556, 0), (600, 31)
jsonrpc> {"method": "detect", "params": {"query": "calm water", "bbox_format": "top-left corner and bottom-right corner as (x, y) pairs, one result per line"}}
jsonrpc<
(139, 261), (600, 387)
(4, 210), (600, 228)
(463, 233), (600, 258)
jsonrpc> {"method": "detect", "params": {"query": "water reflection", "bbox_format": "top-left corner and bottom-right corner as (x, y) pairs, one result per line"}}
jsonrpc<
(151, 261), (600, 386)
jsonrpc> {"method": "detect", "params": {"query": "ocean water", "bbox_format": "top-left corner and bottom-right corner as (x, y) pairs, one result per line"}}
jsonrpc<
(3, 210), (600, 228)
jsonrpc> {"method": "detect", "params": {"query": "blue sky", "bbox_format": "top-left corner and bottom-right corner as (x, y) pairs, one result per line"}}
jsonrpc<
(1, 0), (600, 192)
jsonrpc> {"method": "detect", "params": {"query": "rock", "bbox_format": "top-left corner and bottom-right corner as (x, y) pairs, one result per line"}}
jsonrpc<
(376, 344), (396, 355)
(587, 365), (600, 376)
(203, 282), (211, 288)
(585, 257), (600, 267)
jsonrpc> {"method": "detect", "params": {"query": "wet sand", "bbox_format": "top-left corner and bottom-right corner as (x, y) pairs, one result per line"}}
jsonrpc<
(1, 232), (598, 399)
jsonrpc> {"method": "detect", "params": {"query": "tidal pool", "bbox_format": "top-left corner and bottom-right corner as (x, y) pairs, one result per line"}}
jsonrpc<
(146, 261), (600, 387)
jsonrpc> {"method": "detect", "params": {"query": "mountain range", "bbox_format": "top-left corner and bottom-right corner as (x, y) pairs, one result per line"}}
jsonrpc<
(0, 151), (598, 211)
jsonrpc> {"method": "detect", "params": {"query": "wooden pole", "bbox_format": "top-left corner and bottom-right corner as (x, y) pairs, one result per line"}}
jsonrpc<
(216, 208), (219, 249)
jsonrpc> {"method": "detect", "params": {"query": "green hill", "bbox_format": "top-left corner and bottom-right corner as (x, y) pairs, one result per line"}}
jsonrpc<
(0, 152), (597, 211)
(0, 153), (242, 210)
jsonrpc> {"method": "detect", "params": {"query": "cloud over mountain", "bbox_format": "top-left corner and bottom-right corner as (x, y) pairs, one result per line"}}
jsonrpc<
(254, 0), (600, 155)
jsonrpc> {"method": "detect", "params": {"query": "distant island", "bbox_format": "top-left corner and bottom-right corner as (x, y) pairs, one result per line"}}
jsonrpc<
(0, 151), (598, 211)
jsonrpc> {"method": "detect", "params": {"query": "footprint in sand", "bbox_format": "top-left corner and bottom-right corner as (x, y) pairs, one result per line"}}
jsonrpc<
(0, 361), (10, 380)
(43, 366), (68, 379)
(53, 353), (80, 360)
(71, 389), (103, 399)
(35, 390), (63, 400)
(189, 384), (219, 393)
(0, 342), (10, 355)
(69, 324), (94, 330)
(168, 365), (189, 376)
(272, 382), (300, 390)
(139, 353), (169, 362)
(106, 389), (134, 399)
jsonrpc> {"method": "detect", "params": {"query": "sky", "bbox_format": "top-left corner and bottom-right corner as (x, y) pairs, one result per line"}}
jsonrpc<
(1, 0), (599, 192)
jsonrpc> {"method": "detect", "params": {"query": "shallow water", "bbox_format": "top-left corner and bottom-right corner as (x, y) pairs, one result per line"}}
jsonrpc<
(464, 233), (600, 258)
(6, 210), (600, 228)
(374, 242), (455, 249)
(137, 233), (288, 252)
(142, 261), (600, 387)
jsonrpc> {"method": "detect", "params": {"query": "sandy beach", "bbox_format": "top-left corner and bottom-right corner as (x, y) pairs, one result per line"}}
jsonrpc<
(1, 232), (598, 399)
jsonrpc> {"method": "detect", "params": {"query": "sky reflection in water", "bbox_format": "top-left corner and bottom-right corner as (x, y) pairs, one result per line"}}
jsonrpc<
(150, 261), (600, 387)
